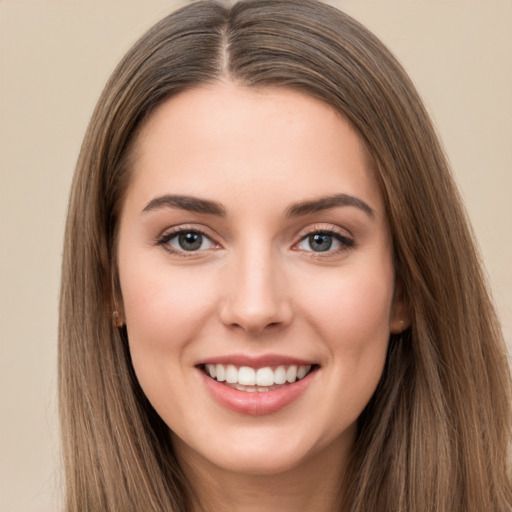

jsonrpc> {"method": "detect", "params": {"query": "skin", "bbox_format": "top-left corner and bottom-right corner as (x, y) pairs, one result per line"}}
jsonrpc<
(117, 82), (408, 512)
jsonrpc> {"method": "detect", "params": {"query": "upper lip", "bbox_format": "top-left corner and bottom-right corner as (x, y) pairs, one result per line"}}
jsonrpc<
(197, 354), (317, 368)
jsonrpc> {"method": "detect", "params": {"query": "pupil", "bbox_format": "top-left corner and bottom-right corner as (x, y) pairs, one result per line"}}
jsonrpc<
(310, 233), (332, 252)
(178, 232), (202, 251)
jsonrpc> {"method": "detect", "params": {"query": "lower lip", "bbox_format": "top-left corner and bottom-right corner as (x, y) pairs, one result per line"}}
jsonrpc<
(199, 369), (316, 416)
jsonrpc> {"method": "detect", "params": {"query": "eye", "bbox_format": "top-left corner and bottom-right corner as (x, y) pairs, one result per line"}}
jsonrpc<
(296, 230), (354, 253)
(158, 229), (217, 253)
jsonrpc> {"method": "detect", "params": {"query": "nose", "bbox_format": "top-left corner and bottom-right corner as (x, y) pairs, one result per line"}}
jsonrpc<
(219, 247), (293, 335)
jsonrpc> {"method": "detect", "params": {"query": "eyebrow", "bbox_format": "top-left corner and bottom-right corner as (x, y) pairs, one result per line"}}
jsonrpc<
(141, 192), (374, 219)
(285, 193), (375, 219)
(142, 194), (227, 216)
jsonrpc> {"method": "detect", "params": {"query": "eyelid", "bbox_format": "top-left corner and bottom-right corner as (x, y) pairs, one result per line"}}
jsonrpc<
(294, 222), (353, 238)
(155, 224), (222, 256)
(292, 224), (355, 253)
(154, 223), (354, 257)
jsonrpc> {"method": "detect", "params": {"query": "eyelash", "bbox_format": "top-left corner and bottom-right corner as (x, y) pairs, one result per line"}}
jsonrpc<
(155, 227), (217, 257)
(295, 228), (355, 255)
(155, 226), (355, 257)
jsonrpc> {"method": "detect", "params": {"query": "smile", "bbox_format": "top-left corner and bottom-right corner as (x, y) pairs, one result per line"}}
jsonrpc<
(203, 363), (313, 392)
(198, 360), (318, 415)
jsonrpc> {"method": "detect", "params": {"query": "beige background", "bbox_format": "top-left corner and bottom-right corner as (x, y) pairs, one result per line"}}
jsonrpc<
(1, 1), (511, 510)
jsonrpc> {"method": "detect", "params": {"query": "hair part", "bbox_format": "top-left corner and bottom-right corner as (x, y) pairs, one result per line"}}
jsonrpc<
(59, 1), (511, 510)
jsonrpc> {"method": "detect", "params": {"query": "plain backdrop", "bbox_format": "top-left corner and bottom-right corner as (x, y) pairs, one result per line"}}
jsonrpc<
(1, 1), (511, 510)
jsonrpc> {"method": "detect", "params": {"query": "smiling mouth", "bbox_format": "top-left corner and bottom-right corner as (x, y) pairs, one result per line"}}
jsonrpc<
(200, 363), (317, 392)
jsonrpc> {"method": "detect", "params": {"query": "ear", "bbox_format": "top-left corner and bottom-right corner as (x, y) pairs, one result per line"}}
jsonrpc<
(112, 309), (125, 328)
(111, 294), (126, 328)
(389, 280), (411, 334)
(110, 268), (126, 328)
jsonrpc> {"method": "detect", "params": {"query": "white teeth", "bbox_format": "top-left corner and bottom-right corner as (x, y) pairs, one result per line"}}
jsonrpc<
(215, 364), (226, 382)
(286, 366), (297, 383)
(225, 364), (238, 384)
(234, 384), (257, 392)
(206, 364), (216, 378)
(238, 366), (256, 386)
(205, 363), (313, 388)
(256, 367), (274, 386)
(297, 364), (311, 379)
(274, 365), (287, 384)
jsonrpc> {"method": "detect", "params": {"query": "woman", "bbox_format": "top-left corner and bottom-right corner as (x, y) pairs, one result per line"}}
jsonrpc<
(59, 0), (512, 510)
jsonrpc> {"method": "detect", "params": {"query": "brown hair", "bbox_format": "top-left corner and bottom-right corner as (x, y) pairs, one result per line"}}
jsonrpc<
(59, 1), (511, 510)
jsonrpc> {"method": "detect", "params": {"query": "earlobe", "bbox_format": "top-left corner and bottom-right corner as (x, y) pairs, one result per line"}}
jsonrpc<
(110, 267), (126, 328)
(112, 309), (126, 328)
(111, 292), (126, 328)
(111, 277), (126, 328)
(389, 281), (411, 334)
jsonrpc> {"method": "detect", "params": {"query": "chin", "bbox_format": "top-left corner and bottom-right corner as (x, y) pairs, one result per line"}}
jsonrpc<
(217, 447), (308, 476)
(172, 420), (354, 480)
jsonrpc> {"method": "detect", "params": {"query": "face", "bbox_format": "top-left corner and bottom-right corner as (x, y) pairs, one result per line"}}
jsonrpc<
(117, 83), (407, 479)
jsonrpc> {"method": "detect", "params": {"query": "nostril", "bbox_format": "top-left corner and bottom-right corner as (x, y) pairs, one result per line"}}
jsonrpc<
(218, 289), (293, 334)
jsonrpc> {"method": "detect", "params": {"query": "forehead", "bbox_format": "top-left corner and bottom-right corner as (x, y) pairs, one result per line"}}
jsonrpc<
(124, 83), (383, 216)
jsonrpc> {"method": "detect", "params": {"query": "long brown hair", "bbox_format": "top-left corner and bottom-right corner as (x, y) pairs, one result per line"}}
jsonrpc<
(59, 1), (511, 510)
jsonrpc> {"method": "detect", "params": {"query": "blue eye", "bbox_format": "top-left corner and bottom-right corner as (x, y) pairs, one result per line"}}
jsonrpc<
(159, 230), (216, 252)
(297, 231), (354, 253)
(306, 233), (334, 252)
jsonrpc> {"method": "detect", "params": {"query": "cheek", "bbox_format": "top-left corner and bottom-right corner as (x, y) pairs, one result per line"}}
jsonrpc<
(118, 257), (219, 419)
(302, 265), (395, 345)
(313, 271), (393, 411)
(300, 263), (394, 396)
(119, 254), (219, 362)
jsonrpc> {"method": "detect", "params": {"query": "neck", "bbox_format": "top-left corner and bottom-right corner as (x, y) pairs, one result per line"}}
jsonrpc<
(176, 436), (352, 512)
